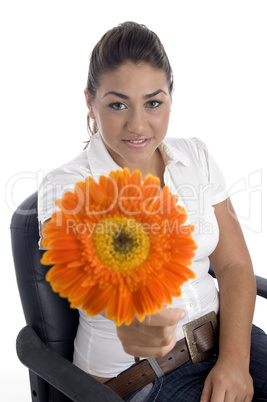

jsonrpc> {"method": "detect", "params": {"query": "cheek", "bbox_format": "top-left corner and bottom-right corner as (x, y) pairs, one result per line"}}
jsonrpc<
(153, 111), (171, 131)
(100, 109), (120, 126)
(96, 112), (123, 139)
(94, 110), (111, 131)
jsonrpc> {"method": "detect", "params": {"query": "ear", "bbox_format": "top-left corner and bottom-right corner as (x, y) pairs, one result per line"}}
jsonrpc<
(84, 89), (96, 119)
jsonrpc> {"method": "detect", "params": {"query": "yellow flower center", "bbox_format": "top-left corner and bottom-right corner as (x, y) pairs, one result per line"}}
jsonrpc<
(93, 216), (150, 272)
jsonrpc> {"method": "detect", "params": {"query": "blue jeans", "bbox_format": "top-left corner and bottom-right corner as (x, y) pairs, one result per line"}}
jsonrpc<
(124, 325), (267, 401)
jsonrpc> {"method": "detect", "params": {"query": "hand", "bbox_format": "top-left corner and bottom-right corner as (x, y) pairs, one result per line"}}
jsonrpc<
(116, 307), (185, 358)
(200, 356), (254, 402)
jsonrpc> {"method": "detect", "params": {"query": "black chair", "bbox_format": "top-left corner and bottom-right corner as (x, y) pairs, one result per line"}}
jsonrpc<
(10, 192), (267, 402)
(11, 192), (122, 402)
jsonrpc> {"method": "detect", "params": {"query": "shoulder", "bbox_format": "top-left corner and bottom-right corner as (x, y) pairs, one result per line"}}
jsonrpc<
(38, 149), (90, 223)
(43, 149), (90, 185)
(60, 149), (89, 175)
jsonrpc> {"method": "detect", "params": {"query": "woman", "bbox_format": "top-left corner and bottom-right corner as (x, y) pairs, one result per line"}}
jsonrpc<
(38, 22), (267, 401)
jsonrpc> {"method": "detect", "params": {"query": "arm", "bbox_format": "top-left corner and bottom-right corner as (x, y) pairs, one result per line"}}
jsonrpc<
(201, 198), (256, 402)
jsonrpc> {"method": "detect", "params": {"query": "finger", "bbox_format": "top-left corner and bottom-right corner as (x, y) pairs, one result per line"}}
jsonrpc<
(133, 319), (177, 340)
(209, 385), (225, 402)
(141, 307), (186, 327)
(117, 321), (176, 348)
(116, 308), (186, 357)
(119, 332), (177, 358)
(200, 376), (212, 402)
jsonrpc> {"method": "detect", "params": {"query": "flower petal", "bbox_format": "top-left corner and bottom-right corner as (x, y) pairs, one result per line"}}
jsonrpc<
(41, 168), (197, 326)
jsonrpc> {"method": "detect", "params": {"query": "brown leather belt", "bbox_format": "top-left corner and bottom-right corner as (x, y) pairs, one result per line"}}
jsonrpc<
(105, 312), (218, 399)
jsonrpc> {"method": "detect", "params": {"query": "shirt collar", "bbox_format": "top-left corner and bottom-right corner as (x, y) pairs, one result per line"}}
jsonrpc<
(86, 132), (190, 177)
(86, 132), (121, 177)
(159, 138), (190, 167)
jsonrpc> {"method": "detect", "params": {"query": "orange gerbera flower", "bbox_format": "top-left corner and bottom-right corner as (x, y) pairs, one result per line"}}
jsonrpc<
(41, 168), (197, 326)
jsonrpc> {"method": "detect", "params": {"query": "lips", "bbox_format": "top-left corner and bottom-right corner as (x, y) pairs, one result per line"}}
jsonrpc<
(128, 139), (146, 144)
(122, 138), (151, 149)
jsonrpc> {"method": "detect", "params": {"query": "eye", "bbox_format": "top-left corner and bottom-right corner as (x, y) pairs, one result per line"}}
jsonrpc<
(146, 100), (162, 109)
(109, 102), (127, 110)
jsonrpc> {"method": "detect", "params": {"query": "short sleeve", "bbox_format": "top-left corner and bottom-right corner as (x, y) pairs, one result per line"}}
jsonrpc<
(208, 153), (228, 204)
(37, 165), (86, 249)
(191, 138), (228, 205)
(38, 167), (84, 224)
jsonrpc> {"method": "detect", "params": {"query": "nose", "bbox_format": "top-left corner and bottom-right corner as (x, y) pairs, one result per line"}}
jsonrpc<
(127, 107), (146, 134)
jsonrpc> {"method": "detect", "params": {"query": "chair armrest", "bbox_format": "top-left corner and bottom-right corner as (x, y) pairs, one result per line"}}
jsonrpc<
(16, 326), (123, 402)
(208, 266), (267, 299)
(255, 275), (267, 299)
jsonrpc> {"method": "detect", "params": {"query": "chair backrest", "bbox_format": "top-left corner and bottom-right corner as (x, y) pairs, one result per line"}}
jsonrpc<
(11, 192), (79, 401)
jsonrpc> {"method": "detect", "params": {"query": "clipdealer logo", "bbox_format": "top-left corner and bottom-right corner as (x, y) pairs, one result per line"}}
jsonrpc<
(5, 169), (263, 235)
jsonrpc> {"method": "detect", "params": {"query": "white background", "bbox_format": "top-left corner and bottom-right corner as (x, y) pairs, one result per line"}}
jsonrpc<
(1, 1), (266, 400)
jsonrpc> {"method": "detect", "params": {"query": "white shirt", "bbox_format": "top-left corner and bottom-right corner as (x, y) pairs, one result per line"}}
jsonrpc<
(38, 132), (228, 377)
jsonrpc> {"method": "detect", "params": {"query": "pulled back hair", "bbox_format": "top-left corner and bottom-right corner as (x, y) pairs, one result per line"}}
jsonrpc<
(86, 21), (173, 136)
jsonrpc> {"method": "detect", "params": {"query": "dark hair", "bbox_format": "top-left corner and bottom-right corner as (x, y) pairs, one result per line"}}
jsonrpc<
(85, 21), (173, 136)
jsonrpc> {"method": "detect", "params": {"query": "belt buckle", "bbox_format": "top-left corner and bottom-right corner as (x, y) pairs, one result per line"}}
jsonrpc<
(183, 311), (218, 364)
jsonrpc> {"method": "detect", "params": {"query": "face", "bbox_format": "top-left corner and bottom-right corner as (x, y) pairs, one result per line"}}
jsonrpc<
(85, 62), (172, 176)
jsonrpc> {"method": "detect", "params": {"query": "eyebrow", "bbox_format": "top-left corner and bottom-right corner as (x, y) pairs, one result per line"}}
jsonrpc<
(102, 89), (167, 100)
(144, 89), (168, 99)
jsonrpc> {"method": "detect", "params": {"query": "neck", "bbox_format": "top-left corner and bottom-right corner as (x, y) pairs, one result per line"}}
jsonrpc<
(136, 149), (165, 187)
